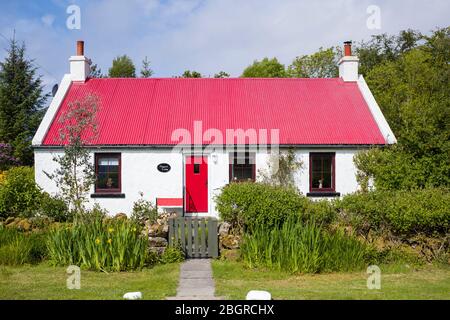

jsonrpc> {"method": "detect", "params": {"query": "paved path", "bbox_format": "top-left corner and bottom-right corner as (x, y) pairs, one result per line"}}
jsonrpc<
(167, 259), (222, 300)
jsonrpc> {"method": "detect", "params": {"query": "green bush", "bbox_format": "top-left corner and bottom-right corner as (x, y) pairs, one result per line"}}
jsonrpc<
(47, 215), (148, 272)
(0, 225), (47, 265)
(131, 192), (158, 225)
(215, 182), (335, 231)
(240, 217), (368, 273)
(0, 167), (42, 218)
(160, 245), (185, 264)
(75, 204), (107, 224)
(337, 188), (450, 236)
(354, 147), (450, 191)
(38, 192), (71, 222)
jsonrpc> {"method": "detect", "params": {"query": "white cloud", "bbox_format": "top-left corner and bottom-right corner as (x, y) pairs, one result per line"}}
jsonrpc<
(41, 14), (56, 27)
(0, 0), (449, 93)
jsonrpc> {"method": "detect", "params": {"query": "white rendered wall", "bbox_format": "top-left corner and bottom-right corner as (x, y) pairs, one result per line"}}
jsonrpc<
(35, 147), (364, 217)
(35, 149), (183, 216)
(291, 149), (361, 197)
(255, 148), (361, 198)
(338, 56), (359, 82)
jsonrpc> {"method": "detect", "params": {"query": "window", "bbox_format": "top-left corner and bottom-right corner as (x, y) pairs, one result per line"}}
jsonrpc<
(229, 151), (255, 182)
(309, 153), (335, 192)
(95, 153), (121, 193)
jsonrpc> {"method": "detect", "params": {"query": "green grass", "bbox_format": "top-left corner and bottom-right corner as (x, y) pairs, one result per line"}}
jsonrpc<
(212, 260), (450, 300)
(0, 262), (180, 300)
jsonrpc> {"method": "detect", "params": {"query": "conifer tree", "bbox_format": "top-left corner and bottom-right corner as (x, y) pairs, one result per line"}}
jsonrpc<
(0, 37), (47, 165)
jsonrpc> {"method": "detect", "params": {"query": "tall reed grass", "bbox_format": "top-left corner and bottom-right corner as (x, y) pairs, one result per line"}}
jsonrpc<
(0, 225), (47, 265)
(47, 217), (148, 272)
(240, 217), (367, 273)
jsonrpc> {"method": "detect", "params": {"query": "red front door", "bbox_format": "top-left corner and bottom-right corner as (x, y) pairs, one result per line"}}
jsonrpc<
(185, 156), (208, 213)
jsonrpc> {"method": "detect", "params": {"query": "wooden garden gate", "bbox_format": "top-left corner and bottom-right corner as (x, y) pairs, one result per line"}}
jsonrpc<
(168, 217), (219, 258)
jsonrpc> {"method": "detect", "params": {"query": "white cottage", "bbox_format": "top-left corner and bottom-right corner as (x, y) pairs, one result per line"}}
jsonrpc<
(33, 41), (396, 217)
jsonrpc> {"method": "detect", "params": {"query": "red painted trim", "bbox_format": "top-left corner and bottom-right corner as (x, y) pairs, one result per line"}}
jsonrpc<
(94, 153), (121, 193)
(309, 152), (335, 193)
(157, 198), (183, 207)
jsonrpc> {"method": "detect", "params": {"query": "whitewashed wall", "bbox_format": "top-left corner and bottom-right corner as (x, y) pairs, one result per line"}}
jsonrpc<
(34, 147), (364, 218)
(35, 149), (184, 216)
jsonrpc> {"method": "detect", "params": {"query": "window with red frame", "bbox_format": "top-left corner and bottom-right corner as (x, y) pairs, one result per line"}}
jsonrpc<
(310, 153), (335, 192)
(229, 151), (256, 182)
(95, 153), (121, 193)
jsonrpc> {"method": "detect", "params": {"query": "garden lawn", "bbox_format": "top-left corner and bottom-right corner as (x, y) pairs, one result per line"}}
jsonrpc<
(0, 262), (180, 300)
(212, 260), (450, 300)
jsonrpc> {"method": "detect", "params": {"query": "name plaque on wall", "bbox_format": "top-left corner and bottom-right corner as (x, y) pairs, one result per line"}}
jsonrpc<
(157, 163), (171, 173)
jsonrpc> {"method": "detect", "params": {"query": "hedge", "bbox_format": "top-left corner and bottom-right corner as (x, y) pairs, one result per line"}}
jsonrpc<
(215, 182), (335, 231)
(215, 182), (448, 237)
(337, 188), (450, 236)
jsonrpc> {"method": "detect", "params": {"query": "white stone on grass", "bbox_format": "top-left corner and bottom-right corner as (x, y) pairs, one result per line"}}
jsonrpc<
(246, 290), (271, 300)
(123, 292), (142, 300)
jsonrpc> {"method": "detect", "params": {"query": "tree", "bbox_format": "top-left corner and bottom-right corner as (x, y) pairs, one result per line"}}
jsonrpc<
(108, 55), (136, 78)
(89, 63), (103, 78)
(356, 27), (450, 189)
(45, 94), (99, 215)
(0, 37), (48, 165)
(140, 56), (154, 78)
(0, 143), (19, 171)
(214, 71), (230, 78)
(182, 70), (202, 78)
(241, 57), (286, 78)
(288, 47), (341, 78)
(355, 29), (422, 76)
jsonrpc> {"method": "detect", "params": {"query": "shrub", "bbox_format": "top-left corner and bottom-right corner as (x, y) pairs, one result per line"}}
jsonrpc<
(337, 188), (450, 236)
(216, 182), (307, 230)
(37, 192), (71, 222)
(215, 182), (335, 231)
(73, 204), (107, 224)
(0, 166), (42, 218)
(47, 215), (148, 271)
(354, 147), (449, 191)
(240, 217), (368, 273)
(131, 192), (158, 225)
(160, 245), (185, 264)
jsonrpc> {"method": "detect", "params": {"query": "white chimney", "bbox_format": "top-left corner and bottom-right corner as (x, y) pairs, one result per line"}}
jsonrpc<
(69, 40), (91, 82)
(338, 41), (359, 82)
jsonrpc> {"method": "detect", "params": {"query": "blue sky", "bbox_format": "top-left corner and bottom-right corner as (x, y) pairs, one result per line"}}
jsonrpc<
(0, 0), (449, 94)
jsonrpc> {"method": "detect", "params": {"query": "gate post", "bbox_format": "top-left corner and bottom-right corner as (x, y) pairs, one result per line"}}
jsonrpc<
(208, 218), (219, 258)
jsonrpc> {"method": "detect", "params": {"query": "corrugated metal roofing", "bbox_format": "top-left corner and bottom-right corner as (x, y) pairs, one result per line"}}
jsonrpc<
(42, 78), (386, 146)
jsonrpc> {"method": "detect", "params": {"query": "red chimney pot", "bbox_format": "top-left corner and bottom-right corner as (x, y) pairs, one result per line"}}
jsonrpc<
(344, 41), (352, 56)
(77, 40), (84, 56)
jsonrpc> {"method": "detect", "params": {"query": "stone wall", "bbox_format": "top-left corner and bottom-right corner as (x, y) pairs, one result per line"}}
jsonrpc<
(144, 212), (177, 254)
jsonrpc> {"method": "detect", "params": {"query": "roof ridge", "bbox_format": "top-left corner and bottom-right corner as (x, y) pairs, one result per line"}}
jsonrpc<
(86, 77), (341, 81)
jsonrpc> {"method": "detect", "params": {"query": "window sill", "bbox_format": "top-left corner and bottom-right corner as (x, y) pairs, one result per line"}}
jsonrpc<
(306, 192), (340, 197)
(91, 193), (125, 198)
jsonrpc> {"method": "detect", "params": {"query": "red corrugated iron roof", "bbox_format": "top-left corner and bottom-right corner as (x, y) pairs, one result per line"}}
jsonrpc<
(42, 78), (386, 146)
